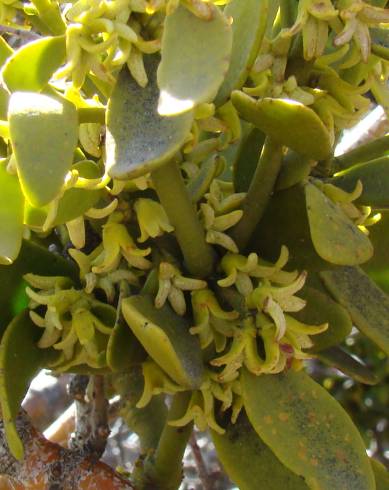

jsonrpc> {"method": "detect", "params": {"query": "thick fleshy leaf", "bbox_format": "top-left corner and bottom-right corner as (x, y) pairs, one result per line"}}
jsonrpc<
(242, 369), (375, 490)
(320, 266), (389, 355)
(249, 184), (331, 271)
(215, 0), (268, 105)
(317, 347), (378, 385)
(106, 57), (193, 180)
(0, 310), (58, 459)
(24, 160), (103, 229)
(211, 412), (309, 490)
(0, 37), (12, 67)
(157, 5), (232, 115)
(306, 182), (373, 265)
(8, 92), (78, 207)
(122, 295), (204, 388)
(106, 319), (146, 372)
(0, 160), (24, 265)
(292, 286), (352, 352)
(276, 151), (312, 191)
(371, 459), (389, 490)
(231, 92), (332, 160)
(2, 36), (66, 92)
(330, 156), (389, 208)
(363, 211), (389, 293)
(0, 239), (78, 335)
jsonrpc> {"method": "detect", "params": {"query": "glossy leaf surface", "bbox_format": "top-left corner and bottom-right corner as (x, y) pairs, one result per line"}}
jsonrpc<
(106, 57), (193, 180)
(231, 92), (332, 160)
(122, 295), (203, 388)
(215, 0), (268, 105)
(0, 310), (57, 459)
(212, 412), (309, 490)
(157, 5), (232, 115)
(306, 182), (373, 265)
(321, 266), (389, 355)
(9, 92), (78, 207)
(242, 369), (375, 490)
(0, 160), (24, 265)
(2, 36), (66, 92)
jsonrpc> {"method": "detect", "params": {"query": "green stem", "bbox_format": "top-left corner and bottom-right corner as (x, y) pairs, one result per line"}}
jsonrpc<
(30, 0), (66, 35)
(77, 107), (106, 124)
(333, 134), (389, 171)
(279, 0), (297, 29)
(141, 392), (193, 490)
(230, 137), (283, 251)
(152, 160), (214, 278)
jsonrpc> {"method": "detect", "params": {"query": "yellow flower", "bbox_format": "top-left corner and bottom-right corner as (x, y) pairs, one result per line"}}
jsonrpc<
(134, 198), (174, 242)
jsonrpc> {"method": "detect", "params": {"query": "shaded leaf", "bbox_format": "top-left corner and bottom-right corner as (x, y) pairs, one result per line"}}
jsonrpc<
(2, 36), (65, 92)
(306, 182), (373, 265)
(122, 295), (203, 388)
(106, 319), (146, 372)
(292, 286), (352, 352)
(0, 310), (58, 459)
(371, 459), (389, 490)
(276, 151), (312, 191)
(157, 5), (232, 115)
(233, 126), (265, 192)
(211, 412), (309, 490)
(215, 0), (268, 105)
(106, 57), (193, 180)
(320, 266), (389, 355)
(231, 92), (332, 160)
(242, 369), (375, 490)
(317, 346), (378, 385)
(0, 160), (24, 265)
(9, 92), (78, 207)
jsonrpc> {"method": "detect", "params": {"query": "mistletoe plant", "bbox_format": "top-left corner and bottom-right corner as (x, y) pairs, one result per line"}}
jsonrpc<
(0, 0), (388, 488)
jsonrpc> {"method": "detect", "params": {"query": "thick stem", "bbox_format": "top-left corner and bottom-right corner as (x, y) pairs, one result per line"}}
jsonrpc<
(279, 0), (297, 29)
(152, 160), (214, 278)
(230, 137), (283, 251)
(140, 392), (192, 490)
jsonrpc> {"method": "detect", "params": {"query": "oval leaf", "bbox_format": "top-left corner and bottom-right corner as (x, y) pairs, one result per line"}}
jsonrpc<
(157, 5), (232, 115)
(242, 369), (375, 490)
(330, 156), (389, 208)
(2, 36), (66, 92)
(276, 151), (312, 191)
(122, 295), (204, 388)
(9, 92), (78, 207)
(211, 412), (309, 490)
(106, 56), (193, 180)
(292, 286), (352, 353)
(106, 319), (146, 372)
(320, 266), (389, 355)
(371, 459), (389, 490)
(215, 0), (268, 105)
(0, 160), (24, 265)
(231, 92), (332, 160)
(0, 310), (58, 459)
(306, 182), (373, 265)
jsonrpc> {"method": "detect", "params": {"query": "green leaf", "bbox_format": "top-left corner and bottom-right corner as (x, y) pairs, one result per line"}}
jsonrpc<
(320, 266), (389, 355)
(233, 126), (266, 192)
(122, 295), (204, 388)
(249, 184), (331, 271)
(330, 156), (389, 208)
(0, 160), (24, 265)
(215, 0), (268, 105)
(2, 36), (66, 92)
(363, 211), (389, 293)
(157, 5), (232, 115)
(24, 160), (104, 229)
(305, 182), (373, 265)
(317, 347), (378, 386)
(211, 412), (309, 490)
(0, 310), (58, 459)
(0, 239), (78, 335)
(371, 459), (389, 490)
(292, 286), (352, 352)
(187, 153), (224, 202)
(242, 369), (375, 490)
(276, 151), (312, 191)
(0, 36), (12, 68)
(106, 56), (193, 180)
(231, 92), (332, 160)
(106, 319), (146, 372)
(8, 92), (78, 207)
